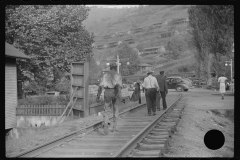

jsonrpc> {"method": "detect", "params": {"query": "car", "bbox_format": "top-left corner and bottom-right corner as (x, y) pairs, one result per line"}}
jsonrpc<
(192, 79), (207, 86)
(45, 91), (60, 96)
(183, 78), (194, 88)
(166, 76), (189, 92)
(128, 84), (135, 91)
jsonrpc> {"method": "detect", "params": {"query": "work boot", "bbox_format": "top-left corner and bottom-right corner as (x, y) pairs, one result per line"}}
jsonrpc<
(111, 121), (118, 132)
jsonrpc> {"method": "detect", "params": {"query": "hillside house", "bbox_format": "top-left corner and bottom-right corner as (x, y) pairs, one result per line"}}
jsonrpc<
(143, 46), (165, 55)
(132, 27), (144, 34)
(168, 17), (189, 26)
(108, 41), (118, 48)
(160, 31), (175, 39)
(153, 22), (163, 28)
(124, 38), (135, 44)
(96, 44), (104, 49)
(5, 42), (30, 130)
(138, 63), (152, 72)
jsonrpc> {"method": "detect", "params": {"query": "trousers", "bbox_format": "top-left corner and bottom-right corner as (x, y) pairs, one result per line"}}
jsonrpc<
(103, 88), (119, 130)
(160, 91), (167, 109)
(145, 88), (157, 115)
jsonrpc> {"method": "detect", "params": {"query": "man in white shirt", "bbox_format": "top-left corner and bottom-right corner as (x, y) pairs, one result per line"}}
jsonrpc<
(142, 70), (160, 116)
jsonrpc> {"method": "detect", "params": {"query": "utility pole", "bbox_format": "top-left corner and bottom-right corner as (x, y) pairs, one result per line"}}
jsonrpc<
(106, 55), (129, 74)
(230, 59), (233, 82)
(117, 55), (120, 74)
(225, 59), (233, 82)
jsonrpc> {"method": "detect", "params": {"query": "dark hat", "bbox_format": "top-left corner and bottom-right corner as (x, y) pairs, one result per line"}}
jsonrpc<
(110, 63), (117, 70)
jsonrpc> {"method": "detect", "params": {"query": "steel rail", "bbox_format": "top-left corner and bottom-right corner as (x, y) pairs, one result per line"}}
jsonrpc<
(113, 93), (182, 157)
(10, 101), (147, 158)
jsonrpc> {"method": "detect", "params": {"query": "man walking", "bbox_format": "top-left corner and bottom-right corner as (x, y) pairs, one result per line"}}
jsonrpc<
(96, 63), (123, 132)
(156, 71), (168, 110)
(142, 70), (159, 116)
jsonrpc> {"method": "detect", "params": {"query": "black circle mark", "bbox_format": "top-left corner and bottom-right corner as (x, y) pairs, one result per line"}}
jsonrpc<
(204, 129), (225, 150)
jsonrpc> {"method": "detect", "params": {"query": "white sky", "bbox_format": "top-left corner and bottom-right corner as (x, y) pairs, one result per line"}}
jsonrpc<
(86, 5), (140, 8)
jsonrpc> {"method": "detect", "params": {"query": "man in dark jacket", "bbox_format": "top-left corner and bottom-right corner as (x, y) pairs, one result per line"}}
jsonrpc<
(156, 71), (168, 110)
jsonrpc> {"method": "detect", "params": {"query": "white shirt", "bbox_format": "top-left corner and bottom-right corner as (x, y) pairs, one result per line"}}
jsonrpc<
(143, 75), (159, 90)
(218, 77), (227, 83)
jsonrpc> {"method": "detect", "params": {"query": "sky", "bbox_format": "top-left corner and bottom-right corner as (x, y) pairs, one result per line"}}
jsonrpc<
(86, 5), (141, 8)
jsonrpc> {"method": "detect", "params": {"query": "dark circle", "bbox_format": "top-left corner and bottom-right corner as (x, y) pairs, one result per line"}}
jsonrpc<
(204, 129), (225, 150)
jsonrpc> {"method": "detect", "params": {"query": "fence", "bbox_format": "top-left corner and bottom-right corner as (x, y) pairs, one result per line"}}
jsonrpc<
(16, 105), (69, 116)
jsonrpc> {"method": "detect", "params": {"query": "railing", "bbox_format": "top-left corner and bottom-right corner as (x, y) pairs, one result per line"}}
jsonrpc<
(16, 105), (69, 116)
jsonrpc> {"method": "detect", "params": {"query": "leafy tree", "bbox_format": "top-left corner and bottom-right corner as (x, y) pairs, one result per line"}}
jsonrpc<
(6, 5), (94, 87)
(166, 41), (180, 60)
(188, 5), (234, 80)
(115, 42), (140, 76)
(89, 56), (102, 80)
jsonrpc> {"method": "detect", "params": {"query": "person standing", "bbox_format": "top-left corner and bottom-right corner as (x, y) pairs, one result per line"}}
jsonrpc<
(142, 70), (160, 116)
(130, 80), (142, 104)
(96, 63), (123, 132)
(230, 77), (234, 93)
(156, 71), (168, 110)
(218, 74), (228, 99)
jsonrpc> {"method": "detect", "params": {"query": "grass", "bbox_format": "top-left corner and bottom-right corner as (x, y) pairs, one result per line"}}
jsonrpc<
(211, 109), (234, 123)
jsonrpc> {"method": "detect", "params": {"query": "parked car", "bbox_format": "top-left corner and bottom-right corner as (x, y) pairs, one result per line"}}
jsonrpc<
(45, 91), (60, 96)
(192, 79), (207, 86)
(128, 84), (135, 91)
(183, 78), (194, 88)
(166, 76), (189, 92)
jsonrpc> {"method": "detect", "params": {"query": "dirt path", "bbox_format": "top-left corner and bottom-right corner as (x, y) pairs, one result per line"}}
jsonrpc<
(165, 88), (234, 157)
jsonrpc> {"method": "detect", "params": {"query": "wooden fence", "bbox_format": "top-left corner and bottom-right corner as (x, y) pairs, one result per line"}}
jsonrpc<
(16, 105), (70, 116)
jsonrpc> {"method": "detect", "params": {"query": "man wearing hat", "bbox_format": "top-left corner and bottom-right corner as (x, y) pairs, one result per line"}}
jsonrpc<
(156, 70), (168, 110)
(96, 63), (123, 132)
(142, 69), (160, 116)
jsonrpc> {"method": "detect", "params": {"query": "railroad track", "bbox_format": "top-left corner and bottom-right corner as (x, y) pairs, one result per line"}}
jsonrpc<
(114, 94), (185, 157)
(11, 93), (182, 158)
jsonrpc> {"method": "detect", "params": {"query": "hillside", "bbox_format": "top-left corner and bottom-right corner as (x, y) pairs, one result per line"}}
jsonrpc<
(83, 5), (194, 76)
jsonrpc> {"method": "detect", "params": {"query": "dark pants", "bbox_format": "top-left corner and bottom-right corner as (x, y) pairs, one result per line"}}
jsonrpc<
(145, 88), (157, 115)
(160, 91), (167, 109)
(156, 92), (161, 110)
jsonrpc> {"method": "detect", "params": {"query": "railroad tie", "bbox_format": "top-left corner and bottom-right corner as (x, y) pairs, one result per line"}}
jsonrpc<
(142, 138), (167, 144)
(146, 134), (169, 139)
(130, 149), (161, 157)
(137, 142), (165, 151)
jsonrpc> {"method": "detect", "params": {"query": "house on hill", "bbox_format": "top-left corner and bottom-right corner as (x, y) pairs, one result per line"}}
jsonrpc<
(142, 46), (165, 56)
(5, 42), (30, 131)
(138, 63), (152, 73)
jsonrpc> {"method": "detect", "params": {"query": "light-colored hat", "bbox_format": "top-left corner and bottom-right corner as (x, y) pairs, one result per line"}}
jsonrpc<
(147, 69), (154, 74)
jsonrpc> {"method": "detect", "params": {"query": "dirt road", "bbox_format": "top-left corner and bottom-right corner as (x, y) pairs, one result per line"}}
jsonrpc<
(165, 88), (234, 157)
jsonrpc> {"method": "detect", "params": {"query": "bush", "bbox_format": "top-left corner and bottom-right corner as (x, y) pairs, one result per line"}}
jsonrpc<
(18, 95), (69, 105)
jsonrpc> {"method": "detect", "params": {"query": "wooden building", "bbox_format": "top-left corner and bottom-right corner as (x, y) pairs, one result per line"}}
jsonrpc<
(138, 63), (152, 73)
(5, 42), (30, 130)
(143, 46), (165, 55)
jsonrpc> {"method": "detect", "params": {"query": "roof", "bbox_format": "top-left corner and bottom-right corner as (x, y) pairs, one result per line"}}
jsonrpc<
(5, 42), (30, 59)
(138, 63), (152, 67)
(144, 46), (163, 50)
(167, 76), (182, 79)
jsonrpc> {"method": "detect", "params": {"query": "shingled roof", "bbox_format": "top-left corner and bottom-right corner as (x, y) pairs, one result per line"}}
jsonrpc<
(5, 42), (30, 59)
(138, 63), (152, 67)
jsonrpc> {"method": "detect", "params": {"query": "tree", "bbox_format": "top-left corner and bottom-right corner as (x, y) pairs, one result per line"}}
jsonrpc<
(188, 5), (234, 80)
(115, 42), (140, 76)
(166, 41), (180, 60)
(6, 5), (94, 88)
(89, 56), (101, 80)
